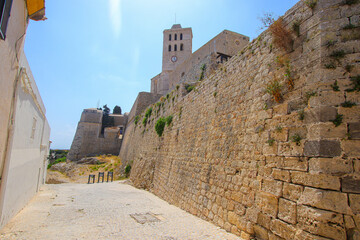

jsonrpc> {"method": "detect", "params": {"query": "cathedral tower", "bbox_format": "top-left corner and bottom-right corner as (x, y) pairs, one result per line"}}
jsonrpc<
(162, 24), (192, 72)
(151, 24), (192, 95)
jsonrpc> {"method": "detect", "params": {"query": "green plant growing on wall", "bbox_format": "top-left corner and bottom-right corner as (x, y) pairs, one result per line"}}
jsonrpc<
(199, 64), (206, 81)
(275, 125), (283, 132)
(345, 64), (353, 73)
(344, 0), (359, 4)
(284, 62), (294, 90)
(134, 115), (140, 125)
(331, 80), (340, 91)
(305, 91), (317, 104)
(47, 157), (67, 169)
(330, 50), (346, 62)
(298, 109), (305, 120)
(267, 138), (275, 146)
(265, 79), (283, 103)
(331, 114), (343, 127)
(165, 115), (173, 126)
(346, 75), (360, 92)
(176, 85), (180, 90)
(341, 101), (357, 108)
(213, 92), (217, 97)
(305, 0), (317, 9)
(325, 62), (336, 69)
(292, 21), (301, 37)
(185, 84), (195, 93)
(145, 107), (152, 118)
(155, 117), (166, 137)
(179, 107), (183, 119)
(343, 23), (356, 30)
(325, 40), (336, 48)
(124, 164), (131, 177)
(290, 134), (302, 146)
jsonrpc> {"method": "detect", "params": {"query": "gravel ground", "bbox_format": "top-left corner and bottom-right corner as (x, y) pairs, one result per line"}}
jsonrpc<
(0, 181), (242, 240)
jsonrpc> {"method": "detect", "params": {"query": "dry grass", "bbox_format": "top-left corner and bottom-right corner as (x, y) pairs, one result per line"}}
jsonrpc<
(269, 18), (293, 52)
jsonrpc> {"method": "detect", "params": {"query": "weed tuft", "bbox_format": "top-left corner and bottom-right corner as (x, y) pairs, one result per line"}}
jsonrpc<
(331, 114), (343, 127)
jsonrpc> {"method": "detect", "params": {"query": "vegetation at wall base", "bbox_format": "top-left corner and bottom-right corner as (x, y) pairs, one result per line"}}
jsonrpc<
(47, 157), (66, 169)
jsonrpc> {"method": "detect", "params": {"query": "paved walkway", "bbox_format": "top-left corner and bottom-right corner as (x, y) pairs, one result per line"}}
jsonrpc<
(0, 181), (242, 240)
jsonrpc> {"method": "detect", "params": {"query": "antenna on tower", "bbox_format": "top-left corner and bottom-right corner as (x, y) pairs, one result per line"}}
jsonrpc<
(175, 13), (176, 24)
(96, 99), (100, 109)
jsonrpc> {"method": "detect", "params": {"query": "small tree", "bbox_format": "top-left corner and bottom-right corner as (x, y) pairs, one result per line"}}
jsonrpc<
(101, 104), (114, 134)
(113, 105), (122, 114)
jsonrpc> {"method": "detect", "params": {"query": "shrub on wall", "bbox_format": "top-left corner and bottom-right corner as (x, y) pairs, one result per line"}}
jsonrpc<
(155, 117), (166, 137)
(165, 115), (173, 126)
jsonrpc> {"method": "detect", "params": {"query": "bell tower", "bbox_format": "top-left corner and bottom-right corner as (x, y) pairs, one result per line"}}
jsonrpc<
(151, 24), (192, 95)
(162, 24), (192, 72)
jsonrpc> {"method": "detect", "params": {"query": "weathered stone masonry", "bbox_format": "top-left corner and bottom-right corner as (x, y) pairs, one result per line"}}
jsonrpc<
(120, 0), (360, 239)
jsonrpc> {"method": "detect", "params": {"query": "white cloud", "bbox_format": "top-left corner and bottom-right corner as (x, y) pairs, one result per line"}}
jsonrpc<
(109, 0), (122, 38)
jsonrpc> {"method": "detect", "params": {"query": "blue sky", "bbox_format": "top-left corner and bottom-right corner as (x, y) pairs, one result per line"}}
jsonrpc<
(24, 0), (299, 149)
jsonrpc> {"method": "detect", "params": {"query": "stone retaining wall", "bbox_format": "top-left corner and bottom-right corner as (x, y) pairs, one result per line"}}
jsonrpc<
(119, 0), (360, 239)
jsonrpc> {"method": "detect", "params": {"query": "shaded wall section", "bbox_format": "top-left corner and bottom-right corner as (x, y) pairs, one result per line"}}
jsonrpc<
(120, 0), (360, 239)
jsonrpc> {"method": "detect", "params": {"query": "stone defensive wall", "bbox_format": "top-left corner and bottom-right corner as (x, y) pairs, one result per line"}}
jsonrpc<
(68, 109), (124, 161)
(119, 0), (360, 239)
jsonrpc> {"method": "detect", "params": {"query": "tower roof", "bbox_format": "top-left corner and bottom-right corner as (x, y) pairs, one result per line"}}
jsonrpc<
(171, 24), (182, 29)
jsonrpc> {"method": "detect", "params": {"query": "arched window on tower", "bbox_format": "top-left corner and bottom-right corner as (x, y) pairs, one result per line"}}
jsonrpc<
(168, 45), (171, 51)
(180, 33), (183, 40)
(174, 44), (177, 51)
(180, 44), (184, 51)
(175, 34), (177, 40)
(169, 34), (171, 41)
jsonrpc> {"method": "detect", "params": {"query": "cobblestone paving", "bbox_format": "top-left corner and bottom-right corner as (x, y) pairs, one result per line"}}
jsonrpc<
(0, 181), (242, 240)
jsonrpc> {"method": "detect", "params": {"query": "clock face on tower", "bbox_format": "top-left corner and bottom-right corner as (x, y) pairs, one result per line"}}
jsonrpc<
(171, 56), (177, 62)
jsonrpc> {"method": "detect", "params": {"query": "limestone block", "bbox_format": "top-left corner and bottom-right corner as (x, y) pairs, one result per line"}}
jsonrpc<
(273, 103), (290, 116)
(257, 212), (271, 229)
(349, 122), (360, 139)
(283, 182), (304, 202)
(256, 192), (278, 217)
(317, 0), (343, 12)
(341, 176), (360, 193)
(261, 179), (283, 197)
(309, 157), (353, 175)
(297, 205), (346, 239)
(298, 187), (351, 214)
(240, 231), (252, 240)
(307, 122), (347, 139)
(294, 230), (330, 240)
(245, 207), (259, 223)
(308, 93), (345, 108)
(342, 140), (360, 157)
(304, 140), (341, 157)
(278, 198), (297, 224)
(278, 142), (304, 157)
(339, 106), (360, 122)
(304, 106), (337, 123)
(272, 169), (291, 182)
(270, 219), (296, 240)
(350, 194), (360, 215)
(281, 157), (308, 171)
(291, 171), (341, 190)
(271, 128), (288, 142)
(254, 224), (269, 240)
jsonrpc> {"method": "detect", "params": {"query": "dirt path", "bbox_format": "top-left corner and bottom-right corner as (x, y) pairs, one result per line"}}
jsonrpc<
(0, 181), (242, 240)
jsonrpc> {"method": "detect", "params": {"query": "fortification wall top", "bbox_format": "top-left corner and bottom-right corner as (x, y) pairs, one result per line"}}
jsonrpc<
(127, 92), (162, 122)
(80, 108), (103, 123)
